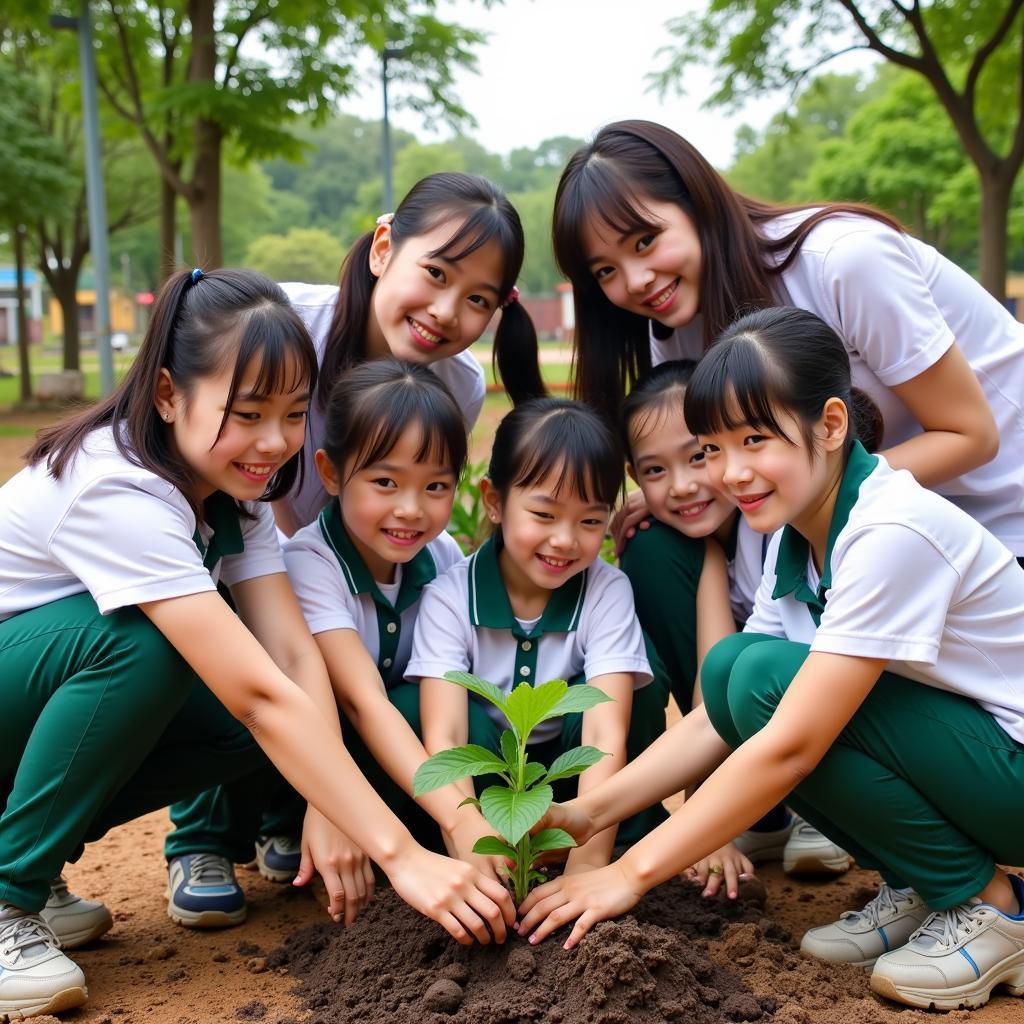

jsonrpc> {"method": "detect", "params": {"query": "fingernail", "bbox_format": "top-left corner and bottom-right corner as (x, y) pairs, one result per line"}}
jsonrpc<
(529, 934), (538, 945)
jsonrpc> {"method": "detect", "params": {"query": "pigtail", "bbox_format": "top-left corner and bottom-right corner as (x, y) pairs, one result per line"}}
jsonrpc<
(319, 231), (377, 410)
(492, 300), (546, 405)
(850, 387), (885, 454)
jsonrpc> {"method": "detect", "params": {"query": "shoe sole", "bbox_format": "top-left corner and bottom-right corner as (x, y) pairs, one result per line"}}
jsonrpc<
(870, 952), (1024, 1010)
(167, 905), (246, 929)
(784, 852), (853, 877)
(257, 862), (297, 884)
(800, 947), (878, 971)
(52, 911), (114, 950)
(0, 985), (88, 1020)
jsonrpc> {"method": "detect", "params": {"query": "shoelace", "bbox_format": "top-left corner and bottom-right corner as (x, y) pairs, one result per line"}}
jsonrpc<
(791, 817), (823, 840)
(273, 836), (301, 855)
(910, 902), (984, 950)
(0, 913), (60, 959)
(841, 883), (915, 927)
(188, 853), (235, 885)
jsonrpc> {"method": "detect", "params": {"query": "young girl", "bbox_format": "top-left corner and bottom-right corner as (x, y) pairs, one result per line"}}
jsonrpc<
(408, 398), (669, 865)
(277, 171), (545, 534)
(282, 358), (505, 878)
(553, 119), (1024, 563)
(0, 270), (514, 1021)
(621, 361), (859, 889)
(518, 307), (1024, 1013)
(169, 172), (547, 891)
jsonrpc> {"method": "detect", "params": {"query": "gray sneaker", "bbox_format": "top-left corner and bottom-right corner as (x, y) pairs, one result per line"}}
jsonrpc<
(0, 904), (88, 1019)
(40, 876), (113, 950)
(871, 885), (1024, 1010)
(782, 817), (853, 876)
(800, 883), (929, 968)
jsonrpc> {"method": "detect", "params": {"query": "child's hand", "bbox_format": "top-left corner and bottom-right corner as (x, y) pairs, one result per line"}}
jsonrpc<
(386, 846), (516, 946)
(610, 490), (651, 556)
(296, 806), (375, 927)
(517, 860), (644, 949)
(443, 812), (506, 884)
(563, 845), (611, 876)
(682, 841), (754, 900)
(531, 799), (597, 848)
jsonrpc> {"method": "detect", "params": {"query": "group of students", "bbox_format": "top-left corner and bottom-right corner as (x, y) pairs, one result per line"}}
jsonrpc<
(1, 119), (1023, 1021)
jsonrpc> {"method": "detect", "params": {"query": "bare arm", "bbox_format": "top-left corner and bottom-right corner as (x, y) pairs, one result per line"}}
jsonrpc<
(692, 538), (735, 709)
(271, 498), (299, 539)
(883, 344), (998, 487)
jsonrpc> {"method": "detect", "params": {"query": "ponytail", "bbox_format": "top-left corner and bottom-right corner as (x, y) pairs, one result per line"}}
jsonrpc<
(492, 300), (546, 405)
(850, 386), (884, 454)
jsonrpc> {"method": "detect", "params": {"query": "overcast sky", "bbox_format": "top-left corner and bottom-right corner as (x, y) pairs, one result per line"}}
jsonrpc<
(339, 0), (823, 170)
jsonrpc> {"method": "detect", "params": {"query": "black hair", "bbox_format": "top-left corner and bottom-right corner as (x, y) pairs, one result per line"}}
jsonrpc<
(621, 358), (698, 458)
(553, 119), (903, 424)
(488, 397), (624, 508)
(28, 268), (318, 520)
(683, 306), (884, 456)
(320, 358), (468, 483)
(321, 172), (545, 410)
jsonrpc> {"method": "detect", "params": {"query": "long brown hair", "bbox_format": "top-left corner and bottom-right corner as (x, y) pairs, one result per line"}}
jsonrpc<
(553, 120), (902, 424)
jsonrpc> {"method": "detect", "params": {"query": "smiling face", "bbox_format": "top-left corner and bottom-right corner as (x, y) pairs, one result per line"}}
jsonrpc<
(581, 196), (703, 329)
(627, 400), (735, 540)
(482, 467), (610, 611)
(158, 355), (310, 504)
(365, 217), (506, 365)
(320, 423), (457, 584)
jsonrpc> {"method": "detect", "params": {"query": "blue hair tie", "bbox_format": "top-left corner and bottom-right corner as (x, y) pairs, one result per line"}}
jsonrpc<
(190, 267), (204, 284)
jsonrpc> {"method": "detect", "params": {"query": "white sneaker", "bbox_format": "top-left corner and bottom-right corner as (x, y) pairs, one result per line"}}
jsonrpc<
(39, 876), (113, 950)
(253, 835), (301, 883)
(871, 881), (1024, 1010)
(801, 883), (930, 968)
(783, 816), (853, 876)
(0, 904), (88, 1019)
(733, 820), (794, 864)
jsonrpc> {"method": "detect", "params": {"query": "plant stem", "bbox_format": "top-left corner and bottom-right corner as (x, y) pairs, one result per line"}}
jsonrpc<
(514, 731), (531, 903)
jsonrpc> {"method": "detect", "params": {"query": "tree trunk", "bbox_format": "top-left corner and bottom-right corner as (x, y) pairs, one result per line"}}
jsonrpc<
(14, 225), (31, 402)
(978, 169), (1012, 302)
(159, 172), (178, 283)
(186, 0), (221, 268)
(52, 272), (82, 372)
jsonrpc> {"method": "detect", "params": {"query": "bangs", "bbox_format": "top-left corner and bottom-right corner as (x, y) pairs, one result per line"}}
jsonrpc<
(428, 206), (518, 290)
(626, 392), (683, 447)
(511, 409), (622, 506)
(683, 335), (796, 444)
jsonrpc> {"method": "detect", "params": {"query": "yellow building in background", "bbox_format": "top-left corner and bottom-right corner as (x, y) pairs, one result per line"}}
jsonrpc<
(48, 289), (137, 337)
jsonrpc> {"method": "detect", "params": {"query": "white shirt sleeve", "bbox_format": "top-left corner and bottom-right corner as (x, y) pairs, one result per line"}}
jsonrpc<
(219, 502), (287, 587)
(823, 225), (955, 387)
(742, 533), (787, 638)
(48, 475), (215, 613)
(405, 578), (473, 680)
(580, 567), (653, 688)
(283, 540), (361, 636)
(431, 351), (486, 431)
(812, 524), (959, 664)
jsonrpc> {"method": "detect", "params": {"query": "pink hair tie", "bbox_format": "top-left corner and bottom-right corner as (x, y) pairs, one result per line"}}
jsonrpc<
(376, 212), (394, 226)
(503, 285), (520, 308)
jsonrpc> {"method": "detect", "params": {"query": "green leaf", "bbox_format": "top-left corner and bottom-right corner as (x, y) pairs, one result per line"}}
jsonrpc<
(472, 836), (518, 860)
(503, 679), (568, 738)
(479, 784), (553, 845)
(546, 685), (614, 720)
(412, 745), (508, 796)
(543, 745), (608, 784)
(458, 796), (481, 810)
(443, 670), (507, 712)
(500, 729), (520, 774)
(522, 761), (547, 788)
(528, 870), (547, 885)
(529, 828), (577, 855)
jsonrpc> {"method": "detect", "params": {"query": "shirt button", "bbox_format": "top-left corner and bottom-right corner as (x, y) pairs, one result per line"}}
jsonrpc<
(519, 666), (531, 677)
(521, 640), (532, 652)
(386, 622), (398, 634)
(382, 658), (393, 669)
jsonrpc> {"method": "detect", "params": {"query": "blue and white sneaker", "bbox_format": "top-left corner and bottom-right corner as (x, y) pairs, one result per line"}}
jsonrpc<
(254, 835), (301, 883)
(167, 854), (246, 928)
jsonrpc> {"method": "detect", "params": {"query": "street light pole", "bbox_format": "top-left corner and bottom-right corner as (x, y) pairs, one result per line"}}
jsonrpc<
(380, 46), (407, 213)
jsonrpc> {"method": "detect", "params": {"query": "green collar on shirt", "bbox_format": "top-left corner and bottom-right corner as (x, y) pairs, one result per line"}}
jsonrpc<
(467, 535), (587, 638)
(192, 491), (244, 572)
(771, 440), (878, 622)
(317, 500), (437, 614)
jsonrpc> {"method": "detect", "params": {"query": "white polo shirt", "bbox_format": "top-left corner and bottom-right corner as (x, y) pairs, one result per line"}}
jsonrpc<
(652, 213), (1024, 553)
(744, 442), (1024, 743)
(726, 517), (771, 626)
(0, 426), (285, 622)
(278, 282), (487, 529)
(284, 501), (464, 688)
(406, 537), (653, 742)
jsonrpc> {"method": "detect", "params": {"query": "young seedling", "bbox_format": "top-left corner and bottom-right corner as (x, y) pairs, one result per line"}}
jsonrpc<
(413, 670), (611, 902)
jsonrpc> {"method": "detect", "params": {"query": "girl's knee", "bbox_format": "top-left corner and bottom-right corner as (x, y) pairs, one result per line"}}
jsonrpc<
(727, 639), (807, 740)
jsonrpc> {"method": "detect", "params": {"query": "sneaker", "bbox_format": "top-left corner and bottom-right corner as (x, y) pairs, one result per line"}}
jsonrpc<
(254, 835), (301, 883)
(167, 854), (246, 929)
(39, 876), (113, 950)
(783, 816), (853, 876)
(734, 820), (794, 864)
(0, 904), (88, 1019)
(870, 878), (1024, 1010)
(801, 883), (930, 968)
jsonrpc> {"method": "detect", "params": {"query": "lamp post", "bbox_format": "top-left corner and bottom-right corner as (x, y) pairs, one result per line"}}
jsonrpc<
(50, 2), (114, 396)
(380, 46), (408, 213)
